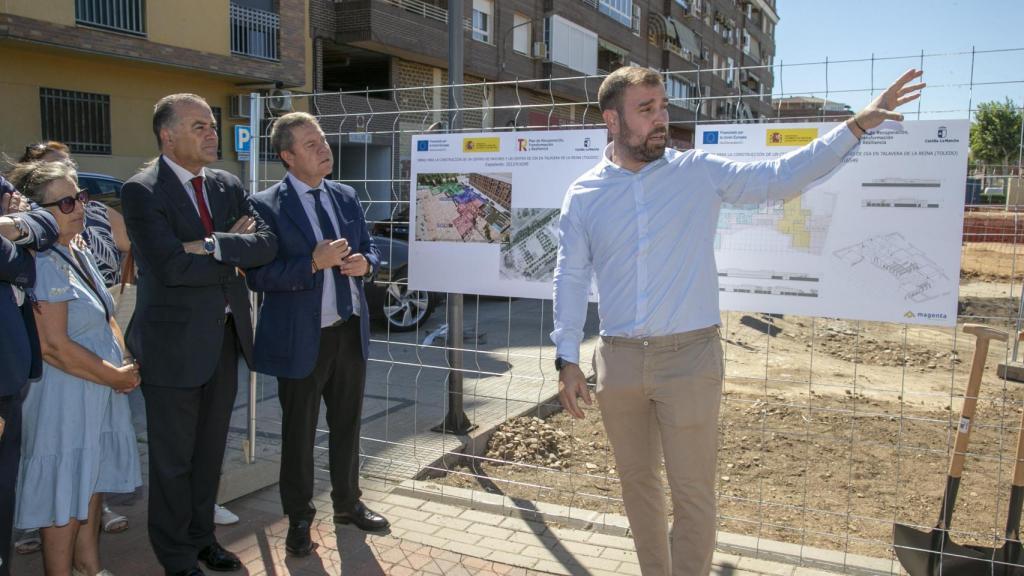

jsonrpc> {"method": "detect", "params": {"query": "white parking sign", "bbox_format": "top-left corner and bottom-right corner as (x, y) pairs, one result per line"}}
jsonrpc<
(234, 124), (251, 160)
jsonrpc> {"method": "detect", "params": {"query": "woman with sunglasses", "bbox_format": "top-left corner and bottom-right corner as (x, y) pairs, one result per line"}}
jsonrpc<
(20, 142), (131, 288)
(7, 160), (141, 576)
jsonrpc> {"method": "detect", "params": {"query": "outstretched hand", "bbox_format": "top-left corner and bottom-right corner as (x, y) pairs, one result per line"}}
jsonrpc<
(850, 68), (926, 134)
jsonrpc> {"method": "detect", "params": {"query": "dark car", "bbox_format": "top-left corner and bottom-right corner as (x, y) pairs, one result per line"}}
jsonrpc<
(82, 172), (435, 331)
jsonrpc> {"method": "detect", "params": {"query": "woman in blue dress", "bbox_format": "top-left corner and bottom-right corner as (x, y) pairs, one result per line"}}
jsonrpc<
(8, 161), (141, 576)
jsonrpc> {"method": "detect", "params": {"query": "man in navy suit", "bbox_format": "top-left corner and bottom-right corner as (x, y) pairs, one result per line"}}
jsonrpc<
(247, 112), (387, 556)
(0, 175), (58, 576)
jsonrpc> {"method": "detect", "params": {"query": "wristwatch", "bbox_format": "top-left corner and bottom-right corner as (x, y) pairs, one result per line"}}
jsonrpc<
(555, 357), (573, 372)
(203, 236), (216, 255)
(11, 216), (29, 240)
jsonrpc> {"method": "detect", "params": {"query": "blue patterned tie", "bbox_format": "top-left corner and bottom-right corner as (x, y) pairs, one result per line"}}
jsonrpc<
(309, 189), (352, 321)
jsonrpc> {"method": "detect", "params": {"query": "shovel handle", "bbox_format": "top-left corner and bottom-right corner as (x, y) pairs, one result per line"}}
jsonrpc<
(949, 324), (1009, 479)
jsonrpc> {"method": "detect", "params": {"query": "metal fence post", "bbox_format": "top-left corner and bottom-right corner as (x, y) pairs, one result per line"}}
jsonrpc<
(244, 91), (263, 463)
(433, 0), (476, 435)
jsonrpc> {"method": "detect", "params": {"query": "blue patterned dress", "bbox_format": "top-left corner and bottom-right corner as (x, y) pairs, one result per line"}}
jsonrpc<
(14, 245), (141, 529)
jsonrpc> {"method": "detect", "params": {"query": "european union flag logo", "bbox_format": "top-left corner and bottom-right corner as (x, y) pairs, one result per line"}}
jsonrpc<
(417, 140), (429, 151)
(702, 131), (719, 145)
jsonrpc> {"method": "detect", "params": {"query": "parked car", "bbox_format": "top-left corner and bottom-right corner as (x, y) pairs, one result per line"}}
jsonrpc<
(82, 172), (436, 331)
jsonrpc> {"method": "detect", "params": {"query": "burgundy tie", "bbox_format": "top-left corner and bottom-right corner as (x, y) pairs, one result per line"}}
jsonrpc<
(189, 176), (214, 235)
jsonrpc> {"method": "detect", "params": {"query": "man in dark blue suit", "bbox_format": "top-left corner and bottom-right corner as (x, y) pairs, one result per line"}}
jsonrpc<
(247, 112), (387, 556)
(0, 175), (58, 576)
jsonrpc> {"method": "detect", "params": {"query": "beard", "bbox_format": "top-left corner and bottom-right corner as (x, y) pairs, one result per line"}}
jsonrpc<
(619, 118), (668, 163)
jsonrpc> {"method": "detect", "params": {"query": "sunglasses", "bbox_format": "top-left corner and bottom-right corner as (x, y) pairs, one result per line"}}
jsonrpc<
(41, 190), (89, 214)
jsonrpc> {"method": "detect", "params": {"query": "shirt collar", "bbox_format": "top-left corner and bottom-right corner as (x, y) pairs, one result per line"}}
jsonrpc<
(286, 172), (325, 195)
(161, 155), (206, 186)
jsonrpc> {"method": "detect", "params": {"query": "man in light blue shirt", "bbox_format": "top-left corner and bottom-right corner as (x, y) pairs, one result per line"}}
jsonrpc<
(551, 66), (925, 576)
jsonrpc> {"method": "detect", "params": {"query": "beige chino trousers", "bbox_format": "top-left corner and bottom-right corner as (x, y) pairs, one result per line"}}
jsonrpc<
(594, 326), (724, 576)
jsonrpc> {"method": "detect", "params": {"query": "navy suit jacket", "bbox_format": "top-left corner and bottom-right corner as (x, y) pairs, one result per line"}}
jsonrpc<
(247, 178), (380, 380)
(0, 178), (59, 396)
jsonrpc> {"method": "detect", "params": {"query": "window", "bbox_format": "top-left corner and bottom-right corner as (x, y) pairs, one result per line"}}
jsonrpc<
(472, 0), (493, 43)
(631, 4), (641, 35)
(727, 57), (735, 85)
(211, 106), (223, 160)
(513, 13), (531, 54)
(597, 40), (628, 74)
(598, 0), (632, 27)
(39, 88), (111, 155)
(76, 0), (146, 36)
(666, 75), (695, 110)
(545, 16), (598, 75)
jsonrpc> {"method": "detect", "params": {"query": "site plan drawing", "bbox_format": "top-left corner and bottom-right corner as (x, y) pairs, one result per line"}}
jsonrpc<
(409, 129), (606, 300)
(698, 119), (968, 326)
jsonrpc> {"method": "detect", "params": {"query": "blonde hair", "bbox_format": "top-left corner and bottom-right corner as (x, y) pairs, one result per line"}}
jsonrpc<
(6, 161), (78, 204)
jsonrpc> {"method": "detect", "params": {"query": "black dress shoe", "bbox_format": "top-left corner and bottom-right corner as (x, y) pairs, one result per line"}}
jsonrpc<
(334, 502), (390, 532)
(285, 519), (316, 556)
(198, 542), (242, 572)
(166, 566), (205, 576)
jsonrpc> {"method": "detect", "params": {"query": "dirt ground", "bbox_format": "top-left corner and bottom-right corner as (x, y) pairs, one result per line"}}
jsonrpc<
(434, 243), (1024, 561)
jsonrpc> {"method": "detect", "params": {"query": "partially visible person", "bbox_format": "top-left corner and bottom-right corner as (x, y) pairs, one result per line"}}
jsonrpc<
(20, 142), (131, 287)
(8, 160), (141, 576)
(121, 93), (276, 576)
(247, 112), (385, 558)
(0, 174), (58, 576)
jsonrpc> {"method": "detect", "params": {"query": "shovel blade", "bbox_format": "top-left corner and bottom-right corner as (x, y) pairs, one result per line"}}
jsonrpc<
(895, 523), (992, 575)
(965, 542), (1024, 576)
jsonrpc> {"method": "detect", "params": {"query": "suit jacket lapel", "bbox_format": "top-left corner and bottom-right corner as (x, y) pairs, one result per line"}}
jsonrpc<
(204, 172), (229, 232)
(157, 157), (207, 238)
(324, 181), (354, 235)
(279, 179), (317, 248)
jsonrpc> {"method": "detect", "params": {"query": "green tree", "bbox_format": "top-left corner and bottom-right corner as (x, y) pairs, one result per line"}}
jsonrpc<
(970, 98), (1023, 172)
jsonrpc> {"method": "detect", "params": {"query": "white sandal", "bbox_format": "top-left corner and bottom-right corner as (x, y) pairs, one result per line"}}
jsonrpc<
(101, 505), (128, 534)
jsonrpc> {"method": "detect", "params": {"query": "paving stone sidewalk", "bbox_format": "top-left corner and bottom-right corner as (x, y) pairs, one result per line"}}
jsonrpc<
(8, 474), (828, 576)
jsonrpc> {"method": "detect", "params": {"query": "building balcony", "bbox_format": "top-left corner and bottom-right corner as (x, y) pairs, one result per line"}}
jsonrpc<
(334, 0), (471, 66)
(75, 0), (146, 36)
(230, 3), (280, 61)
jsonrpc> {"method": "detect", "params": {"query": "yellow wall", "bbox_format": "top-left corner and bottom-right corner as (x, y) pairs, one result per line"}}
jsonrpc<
(1, 0), (75, 26)
(0, 45), (249, 181)
(2, 0), (229, 55)
(147, 0), (230, 56)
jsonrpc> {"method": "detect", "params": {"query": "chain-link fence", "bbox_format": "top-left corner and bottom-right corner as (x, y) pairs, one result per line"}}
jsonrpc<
(240, 46), (1024, 573)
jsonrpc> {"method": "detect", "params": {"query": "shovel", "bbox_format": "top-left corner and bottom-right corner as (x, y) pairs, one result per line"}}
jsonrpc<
(894, 323), (1009, 575)
(966, 345), (1024, 576)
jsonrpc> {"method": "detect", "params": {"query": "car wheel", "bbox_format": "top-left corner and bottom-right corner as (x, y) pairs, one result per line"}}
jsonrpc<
(383, 276), (433, 331)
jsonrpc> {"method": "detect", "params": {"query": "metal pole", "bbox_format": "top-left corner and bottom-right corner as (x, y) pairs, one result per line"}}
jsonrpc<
(433, 0), (475, 434)
(245, 91), (263, 463)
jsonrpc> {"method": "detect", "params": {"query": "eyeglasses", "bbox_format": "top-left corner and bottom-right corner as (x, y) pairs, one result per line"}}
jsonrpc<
(40, 190), (89, 214)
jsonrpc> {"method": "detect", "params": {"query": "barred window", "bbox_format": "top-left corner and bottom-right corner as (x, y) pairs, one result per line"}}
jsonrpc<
(39, 88), (111, 155)
(211, 106), (223, 160)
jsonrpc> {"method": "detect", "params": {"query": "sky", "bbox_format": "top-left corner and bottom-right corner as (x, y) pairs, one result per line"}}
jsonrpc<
(771, 0), (1024, 120)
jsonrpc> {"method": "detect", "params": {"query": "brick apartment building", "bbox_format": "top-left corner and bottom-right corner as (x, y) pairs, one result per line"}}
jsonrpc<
(309, 0), (778, 216)
(774, 96), (854, 122)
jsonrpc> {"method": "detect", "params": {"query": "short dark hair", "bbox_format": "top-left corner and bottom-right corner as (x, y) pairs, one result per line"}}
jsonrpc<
(598, 66), (665, 113)
(152, 93), (209, 150)
(269, 112), (320, 169)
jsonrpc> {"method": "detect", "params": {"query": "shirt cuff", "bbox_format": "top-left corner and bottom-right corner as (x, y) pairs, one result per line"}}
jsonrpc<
(12, 217), (34, 246)
(824, 121), (860, 154)
(212, 236), (222, 261)
(554, 340), (582, 366)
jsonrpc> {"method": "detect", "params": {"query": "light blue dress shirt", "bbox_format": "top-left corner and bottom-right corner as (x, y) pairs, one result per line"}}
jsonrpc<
(551, 123), (860, 364)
